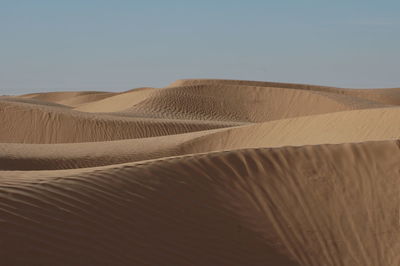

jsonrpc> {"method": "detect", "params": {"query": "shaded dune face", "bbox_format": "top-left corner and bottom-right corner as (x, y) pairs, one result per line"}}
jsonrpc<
(0, 99), (240, 144)
(1, 142), (400, 265)
(1, 79), (400, 265)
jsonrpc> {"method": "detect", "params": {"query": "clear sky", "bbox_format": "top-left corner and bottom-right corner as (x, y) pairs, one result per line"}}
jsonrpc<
(1, 0), (399, 94)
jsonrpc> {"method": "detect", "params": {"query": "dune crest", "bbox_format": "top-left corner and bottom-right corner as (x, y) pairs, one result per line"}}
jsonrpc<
(1, 79), (400, 265)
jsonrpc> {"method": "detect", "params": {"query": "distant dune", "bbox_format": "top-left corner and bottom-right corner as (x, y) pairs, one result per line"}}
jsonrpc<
(1, 79), (399, 265)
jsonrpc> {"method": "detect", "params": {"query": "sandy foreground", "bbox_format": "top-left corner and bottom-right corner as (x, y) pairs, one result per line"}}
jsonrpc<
(1, 79), (400, 265)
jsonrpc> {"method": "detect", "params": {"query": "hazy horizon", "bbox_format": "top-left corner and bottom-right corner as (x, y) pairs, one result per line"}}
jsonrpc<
(1, 0), (400, 95)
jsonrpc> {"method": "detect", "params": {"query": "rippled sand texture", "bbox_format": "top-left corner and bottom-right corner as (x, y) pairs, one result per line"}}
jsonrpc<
(1, 79), (400, 265)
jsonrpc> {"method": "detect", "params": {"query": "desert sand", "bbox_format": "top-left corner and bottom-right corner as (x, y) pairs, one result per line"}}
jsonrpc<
(1, 79), (399, 265)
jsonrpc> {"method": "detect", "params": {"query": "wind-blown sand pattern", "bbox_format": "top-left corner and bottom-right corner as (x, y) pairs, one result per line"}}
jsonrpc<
(1, 79), (400, 265)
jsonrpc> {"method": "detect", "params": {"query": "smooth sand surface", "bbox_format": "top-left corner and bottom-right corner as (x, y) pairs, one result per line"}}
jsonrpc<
(1, 79), (400, 265)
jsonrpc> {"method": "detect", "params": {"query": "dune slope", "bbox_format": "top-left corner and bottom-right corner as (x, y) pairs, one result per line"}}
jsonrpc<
(1, 142), (400, 265)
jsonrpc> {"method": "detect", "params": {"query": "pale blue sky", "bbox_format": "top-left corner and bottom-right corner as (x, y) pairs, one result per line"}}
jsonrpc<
(1, 0), (399, 94)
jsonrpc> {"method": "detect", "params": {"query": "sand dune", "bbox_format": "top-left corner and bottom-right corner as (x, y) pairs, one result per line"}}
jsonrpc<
(180, 106), (400, 154)
(171, 79), (400, 105)
(0, 98), (241, 143)
(20, 90), (117, 107)
(74, 87), (156, 112)
(1, 79), (399, 265)
(120, 84), (386, 122)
